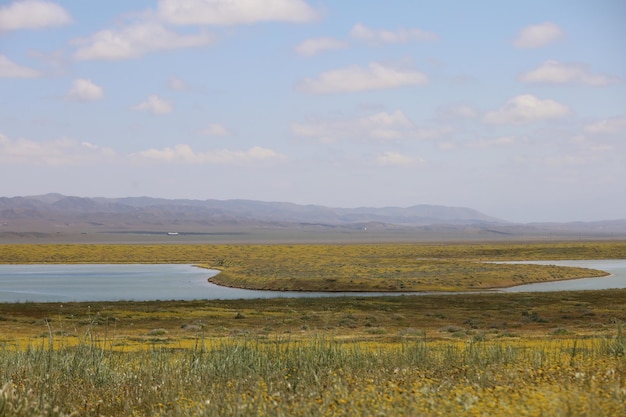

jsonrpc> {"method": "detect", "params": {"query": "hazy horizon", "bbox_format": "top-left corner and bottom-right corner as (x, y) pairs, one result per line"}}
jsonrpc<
(5, 191), (626, 225)
(1, 1), (624, 223)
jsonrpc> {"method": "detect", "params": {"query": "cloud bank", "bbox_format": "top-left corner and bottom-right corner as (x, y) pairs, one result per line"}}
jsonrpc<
(513, 22), (564, 48)
(0, 134), (115, 165)
(133, 144), (285, 165)
(157, 0), (318, 25)
(295, 62), (428, 94)
(350, 23), (439, 44)
(73, 22), (214, 60)
(295, 37), (349, 57)
(0, 133), (284, 166)
(0, 0), (71, 31)
(520, 60), (621, 86)
(133, 95), (174, 114)
(292, 110), (451, 142)
(65, 78), (104, 101)
(483, 94), (571, 124)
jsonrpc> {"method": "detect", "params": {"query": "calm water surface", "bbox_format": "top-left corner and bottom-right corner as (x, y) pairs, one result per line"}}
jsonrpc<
(0, 260), (625, 303)
(0, 264), (404, 303)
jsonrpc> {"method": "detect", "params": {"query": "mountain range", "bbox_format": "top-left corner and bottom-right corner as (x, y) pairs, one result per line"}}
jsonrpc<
(1, 193), (624, 240)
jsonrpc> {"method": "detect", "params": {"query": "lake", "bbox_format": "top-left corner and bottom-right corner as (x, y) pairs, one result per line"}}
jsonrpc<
(0, 264), (409, 302)
(0, 260), (625, 303)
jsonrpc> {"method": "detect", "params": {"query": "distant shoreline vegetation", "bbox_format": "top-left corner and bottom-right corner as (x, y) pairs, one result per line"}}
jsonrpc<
(1, 241), (625, 292)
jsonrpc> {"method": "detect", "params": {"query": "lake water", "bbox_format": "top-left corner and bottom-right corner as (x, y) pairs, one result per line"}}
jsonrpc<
(0, 260), (625, 303)
(0, 264), (409, 303)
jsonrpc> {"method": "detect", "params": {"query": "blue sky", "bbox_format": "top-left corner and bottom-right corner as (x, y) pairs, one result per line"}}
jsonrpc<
(1, 0), (625, 222)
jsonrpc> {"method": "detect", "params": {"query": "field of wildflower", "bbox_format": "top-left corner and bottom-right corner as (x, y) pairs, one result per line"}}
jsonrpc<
(0, 327), (624, 416)
(0, 288), (625, 416)
(0, 241), (625, 416)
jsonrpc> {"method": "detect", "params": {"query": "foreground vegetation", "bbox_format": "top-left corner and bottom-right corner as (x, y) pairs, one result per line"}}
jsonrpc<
(1, 333), (625, 416)
(0, 290), (625, 416)
(3, 241), (626, 291)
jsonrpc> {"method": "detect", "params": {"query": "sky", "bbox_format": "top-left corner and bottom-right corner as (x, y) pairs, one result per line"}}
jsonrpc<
(1, 0), (625, 223)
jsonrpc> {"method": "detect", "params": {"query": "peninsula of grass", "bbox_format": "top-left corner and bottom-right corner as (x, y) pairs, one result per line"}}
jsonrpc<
(2, 241), (625, 292)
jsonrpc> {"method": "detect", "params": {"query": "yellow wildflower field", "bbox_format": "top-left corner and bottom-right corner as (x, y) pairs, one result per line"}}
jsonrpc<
(0, 241), (625, 415)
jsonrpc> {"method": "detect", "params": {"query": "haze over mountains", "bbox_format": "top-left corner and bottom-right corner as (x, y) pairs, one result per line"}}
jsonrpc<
(1, 193), (499, 227)
(1, 194), (624, 240)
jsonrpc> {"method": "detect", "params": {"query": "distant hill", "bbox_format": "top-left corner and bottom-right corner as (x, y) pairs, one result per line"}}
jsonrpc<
(0, 193), (501, 231)
(1, 194), (624, 241)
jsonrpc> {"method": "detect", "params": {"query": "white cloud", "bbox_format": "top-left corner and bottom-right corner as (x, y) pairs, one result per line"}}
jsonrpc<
(200, 123), (231, 136)
(133, 95), (173, 114)
(0, 134), (116, 165)
(0, 54), (41, 78)
(584, 117), (626, 134)
(483, 94), (571, 125)
(168, 76), (189, 91)
(513, 22), (564, 48)
(0, 0), (71, 31)
(376, 151), (421, 166)
(520, 60), (621, 86)
(73, 21), (214, 60)
(292, 110), (451, 142)
(295, 62), (428, 94)
(133, 144), (285, 165)
(350, 22), (439, 44)
(292, 110), (412, 142)
(295, 37), (349, 57)
(65, 78), (104, 101)
(0, 133), (283, 167)
(158, 0), (318, 25)
(467, 136), (515, 148)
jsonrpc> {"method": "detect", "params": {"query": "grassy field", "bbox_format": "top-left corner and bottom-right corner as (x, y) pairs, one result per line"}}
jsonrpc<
(2, 241), (626, 291)
(0, 291), (625, 416)
(0, 241), (625, 416)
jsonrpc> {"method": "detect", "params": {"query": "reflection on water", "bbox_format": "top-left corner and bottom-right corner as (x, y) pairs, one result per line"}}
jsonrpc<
(0, 260), (625, 303)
